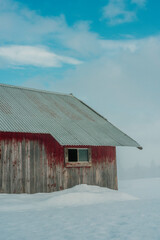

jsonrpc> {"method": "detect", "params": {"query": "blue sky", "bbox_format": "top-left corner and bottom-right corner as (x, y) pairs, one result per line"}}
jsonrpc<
(22, 0), (160, 38)
(0, 0), (159, 87)
(0, 0), (160, 173)
(8, 0), (160, 38)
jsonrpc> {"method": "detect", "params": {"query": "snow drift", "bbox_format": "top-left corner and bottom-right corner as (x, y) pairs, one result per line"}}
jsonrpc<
(0, 184), (137, 212)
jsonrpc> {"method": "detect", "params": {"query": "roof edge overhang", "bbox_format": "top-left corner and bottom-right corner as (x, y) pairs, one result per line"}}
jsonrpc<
(62, 143), (143, 149)
(0, 131), (142, 149)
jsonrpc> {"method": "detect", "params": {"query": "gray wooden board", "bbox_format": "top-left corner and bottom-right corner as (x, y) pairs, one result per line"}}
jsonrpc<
(0, 139), (118, 193)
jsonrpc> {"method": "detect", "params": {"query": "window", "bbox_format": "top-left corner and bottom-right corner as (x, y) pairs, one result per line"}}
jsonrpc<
(64, 148), (91, 167)
(68, 149), (89, 162)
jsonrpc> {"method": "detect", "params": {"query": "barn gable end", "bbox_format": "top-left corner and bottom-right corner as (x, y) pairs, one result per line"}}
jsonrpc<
(0, 84), (141, 193)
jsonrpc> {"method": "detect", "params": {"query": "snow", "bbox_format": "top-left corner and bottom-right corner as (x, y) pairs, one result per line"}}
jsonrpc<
(0, 178), (160, 240)
(0, 184), (137, 212)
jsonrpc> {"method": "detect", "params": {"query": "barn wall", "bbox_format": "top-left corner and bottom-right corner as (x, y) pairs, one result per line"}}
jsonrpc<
(64, 146), (117, 190)
(0, 132), (117, 193)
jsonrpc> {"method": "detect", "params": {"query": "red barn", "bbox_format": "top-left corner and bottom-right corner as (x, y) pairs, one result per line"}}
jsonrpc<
(0, 84), (142, 193)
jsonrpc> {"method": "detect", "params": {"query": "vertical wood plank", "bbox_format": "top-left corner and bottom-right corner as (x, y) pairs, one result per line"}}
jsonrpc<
(39, 144), (44, 192)
(11, 139), (15, 193)
(25, 140), (30, 193)
(30, 141), (34, 194)
(43, 145), (48, 192)
(41, 144), (45, 192)
(22, 140), (26, 193)
(5, 140), (9, 193)
(18, 141), (22, 193)
(2, 140), (7, 193)
(7, 140), (11, 193)
(33, 141), (36, 193)
(35, 142), (40, 192)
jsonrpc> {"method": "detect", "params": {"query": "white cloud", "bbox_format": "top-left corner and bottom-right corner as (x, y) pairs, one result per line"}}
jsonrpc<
(102, 0), (146, 25)
(0, 0), (141, 58)
(0, 45), (81, 67)
(57, 21), (102, 57)
(0, 0), (101, 58)
(103, 0), (136, 25)
(0, 0), (148, 59)
(100, 39), (138, 52)
(131, 0), (146, 7)
(0, 4), (65, 43)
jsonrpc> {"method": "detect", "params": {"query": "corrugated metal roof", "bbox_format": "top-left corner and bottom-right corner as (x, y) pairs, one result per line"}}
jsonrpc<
(0, 83), (142, 148)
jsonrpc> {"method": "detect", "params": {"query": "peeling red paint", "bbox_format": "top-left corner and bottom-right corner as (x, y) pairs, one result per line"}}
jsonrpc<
(65, 145), (116, 164)
(91, 146), (116, 163)
(0, 132), (117, 193)
(0, 132), (116, 168)
(0, 132), (64, 166)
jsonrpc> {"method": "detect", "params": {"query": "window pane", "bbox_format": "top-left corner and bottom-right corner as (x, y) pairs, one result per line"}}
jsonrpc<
(79, 149), (88, 162)
(68, 149), (77, 162)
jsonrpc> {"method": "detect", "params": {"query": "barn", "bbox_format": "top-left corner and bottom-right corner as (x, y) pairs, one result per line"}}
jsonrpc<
(0, 84), (142, 193)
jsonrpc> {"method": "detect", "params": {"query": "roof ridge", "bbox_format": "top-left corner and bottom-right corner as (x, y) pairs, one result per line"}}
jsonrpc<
(0, 83), (71, 96)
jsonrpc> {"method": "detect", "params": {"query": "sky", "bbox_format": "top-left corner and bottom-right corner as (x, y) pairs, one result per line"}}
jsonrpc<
(0, 0), (160, 177)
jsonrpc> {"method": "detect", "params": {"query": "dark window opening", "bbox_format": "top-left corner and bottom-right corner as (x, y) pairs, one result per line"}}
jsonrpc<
(68, 149), (77, 162)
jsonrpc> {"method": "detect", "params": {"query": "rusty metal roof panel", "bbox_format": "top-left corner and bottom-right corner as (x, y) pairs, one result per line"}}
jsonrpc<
(0, 84), (142, 148)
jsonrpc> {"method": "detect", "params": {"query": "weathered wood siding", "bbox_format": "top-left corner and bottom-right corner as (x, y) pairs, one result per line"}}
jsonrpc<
(0, 132), (117, 193)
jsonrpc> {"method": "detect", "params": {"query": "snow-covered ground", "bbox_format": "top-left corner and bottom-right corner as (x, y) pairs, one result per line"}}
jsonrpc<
(0, 178), (160, 240)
